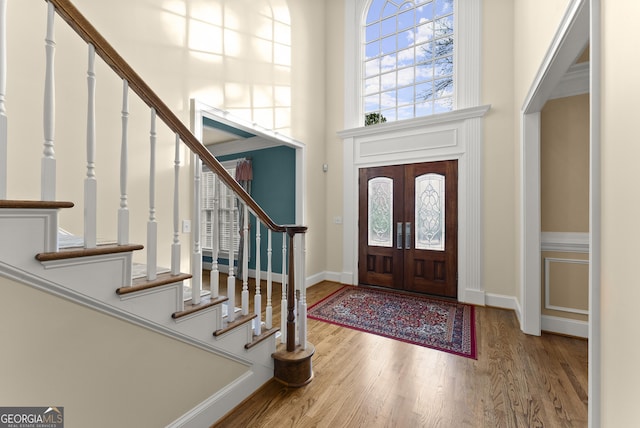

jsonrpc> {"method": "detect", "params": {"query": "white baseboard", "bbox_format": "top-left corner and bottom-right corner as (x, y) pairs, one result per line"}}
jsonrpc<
(167, 367), (272, 428)
(485, 292), (523, 327)
(202, 266), (342, 289)
(541, 314), (588, 338)
(462, 288), (485, 305)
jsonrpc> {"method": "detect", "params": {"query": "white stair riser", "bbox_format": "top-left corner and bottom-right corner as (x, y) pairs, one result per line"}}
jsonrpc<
(118, 284), (182, 322)
(172, 306), (224, 338)
(39, 254), (132, 302)
(0, 210), (58, 262)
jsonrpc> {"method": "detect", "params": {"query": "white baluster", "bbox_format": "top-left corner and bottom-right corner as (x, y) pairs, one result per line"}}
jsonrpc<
(41, 2), (56, 201)
(191, 156), (202, 304)
(210, 174), (219, 298)
(266, 229), (273, 329)
(226, 190), (236, 322)
(146, 108), (157, 280)
(254, 219), (262, 335)
(280, 232), (287, 344)
(0, 0), (7, 199)
(171, 133), (180, 275)
(293, 235), (298, 346)
(118, 80), (129, 245)
(84, 44), (97, 248)
(241, 204), (249, 315)
(298, 233), (307, 350)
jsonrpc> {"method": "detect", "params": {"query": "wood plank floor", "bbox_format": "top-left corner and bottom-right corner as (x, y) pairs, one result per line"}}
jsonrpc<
(211, 280), (588, 427)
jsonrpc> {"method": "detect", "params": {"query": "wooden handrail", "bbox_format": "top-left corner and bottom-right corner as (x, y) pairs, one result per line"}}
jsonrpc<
(45, 0), (296, 233)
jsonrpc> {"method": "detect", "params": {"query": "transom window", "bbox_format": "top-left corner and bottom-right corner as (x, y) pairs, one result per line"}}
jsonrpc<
(364, 0), (454, 124)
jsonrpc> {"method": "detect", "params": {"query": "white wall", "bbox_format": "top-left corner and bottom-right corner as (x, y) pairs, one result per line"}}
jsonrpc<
(601, 1), (640, 424)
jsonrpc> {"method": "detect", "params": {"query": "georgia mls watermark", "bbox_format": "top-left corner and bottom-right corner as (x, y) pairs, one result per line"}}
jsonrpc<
(0, 407), (63, 428)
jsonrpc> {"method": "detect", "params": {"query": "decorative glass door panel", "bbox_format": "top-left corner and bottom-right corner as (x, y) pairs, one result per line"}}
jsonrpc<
(359, 161), (458, 298)
(415, 173), (445, 251)
(368, 177), (393, 247)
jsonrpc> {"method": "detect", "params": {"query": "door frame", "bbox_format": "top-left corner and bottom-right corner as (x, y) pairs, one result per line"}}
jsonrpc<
(339, 105), (489, 304)
(358, 161), (459, 297)
(519, 0), (599, 424)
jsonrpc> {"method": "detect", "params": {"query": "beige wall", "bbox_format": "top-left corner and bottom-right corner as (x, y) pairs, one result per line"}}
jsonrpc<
(601, 1), (640, 424)
(324, 0), (345, 275)
(540, 94), (589, 324)
(541, 94), (590, 232)
(0, 276), (247, 427)
(481, 0), (516, 296)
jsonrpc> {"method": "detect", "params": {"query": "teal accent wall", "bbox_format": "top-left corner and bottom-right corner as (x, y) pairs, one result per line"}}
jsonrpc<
(209, 145), (296, 274)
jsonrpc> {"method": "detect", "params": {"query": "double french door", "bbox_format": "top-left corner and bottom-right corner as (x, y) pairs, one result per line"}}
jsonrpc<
(358, 160), (458, 298)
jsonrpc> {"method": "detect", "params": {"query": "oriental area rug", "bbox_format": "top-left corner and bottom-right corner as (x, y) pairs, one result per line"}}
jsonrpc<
(308, 285), (477, 359)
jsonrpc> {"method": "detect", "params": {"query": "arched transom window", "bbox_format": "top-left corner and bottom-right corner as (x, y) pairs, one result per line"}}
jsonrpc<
(364, 0), (454, 125)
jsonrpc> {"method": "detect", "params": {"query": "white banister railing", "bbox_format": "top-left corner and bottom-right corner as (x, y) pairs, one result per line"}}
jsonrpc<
(298, 234), (307, 349)
(6, 0), (311, 356)
(241, 204), (249, 315)
(254, 220), (262, 335)
(146, 108), (157, 280)
(0, 0), (6, 200)
(280, 232), (287, 344)
(42, 1), (56, 202)
(171, 133), (181, 276)
(210, 173), (220, 299)
(226, 194), (236, 322)
(191, 156), (202, 304)
(266, 229), (273, 329)
(84, 43), (97, 248)
(118, 80), (129, 246)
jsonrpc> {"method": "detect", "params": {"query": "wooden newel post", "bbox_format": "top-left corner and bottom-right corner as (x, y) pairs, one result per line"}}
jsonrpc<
(273, 225), (315, 387)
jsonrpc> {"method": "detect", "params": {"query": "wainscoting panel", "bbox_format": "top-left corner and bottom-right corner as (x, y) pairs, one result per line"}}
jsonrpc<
(540, 232), (589, 338)
(544, 257), (589, 314)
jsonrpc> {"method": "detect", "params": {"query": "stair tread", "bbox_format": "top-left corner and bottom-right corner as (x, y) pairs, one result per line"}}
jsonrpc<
(36, 243), (144, 262)
(245, 326), (280, 350)
(0, 199), (74, 209)
(213, 313), (257, 337)
(117, 271), (192, 295)
(172, 295), (229, 319)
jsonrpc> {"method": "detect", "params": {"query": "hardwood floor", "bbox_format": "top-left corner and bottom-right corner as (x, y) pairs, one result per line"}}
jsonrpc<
(211, 280), (588, 427)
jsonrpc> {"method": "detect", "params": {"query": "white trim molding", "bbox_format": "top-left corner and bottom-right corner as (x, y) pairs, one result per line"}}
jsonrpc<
(549, 62), (590, 100)
(541, 231), (590, 253)
(520, 0), (589, 336)
(339, 105), (490, 304)
(541, 315), (588, 338)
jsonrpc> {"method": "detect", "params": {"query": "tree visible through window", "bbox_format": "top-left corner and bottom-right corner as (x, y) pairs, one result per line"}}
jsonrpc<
(364, 0), (454, 125)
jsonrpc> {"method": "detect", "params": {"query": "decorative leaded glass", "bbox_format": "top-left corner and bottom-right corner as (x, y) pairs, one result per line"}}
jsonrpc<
(415, 173), (445, 251)
(368, 177), (393, 247)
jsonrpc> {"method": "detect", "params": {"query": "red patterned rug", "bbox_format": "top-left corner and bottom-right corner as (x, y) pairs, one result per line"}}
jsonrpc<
(308, 285), (476, 359)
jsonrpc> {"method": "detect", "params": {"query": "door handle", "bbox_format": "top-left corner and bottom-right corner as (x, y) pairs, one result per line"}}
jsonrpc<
(405, 222), (411, 250)
(396, 222), (403, 249)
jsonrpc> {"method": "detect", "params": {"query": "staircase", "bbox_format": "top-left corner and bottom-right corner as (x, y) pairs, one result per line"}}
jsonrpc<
(0, 1), (313, 426)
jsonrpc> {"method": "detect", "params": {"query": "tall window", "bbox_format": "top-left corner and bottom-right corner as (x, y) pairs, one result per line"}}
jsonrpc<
(201, 160), (241, 257)
(364, 0), (454, 124)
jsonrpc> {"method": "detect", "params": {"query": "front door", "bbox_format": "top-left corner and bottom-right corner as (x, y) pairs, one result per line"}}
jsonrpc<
(358, 160), (458, 298)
